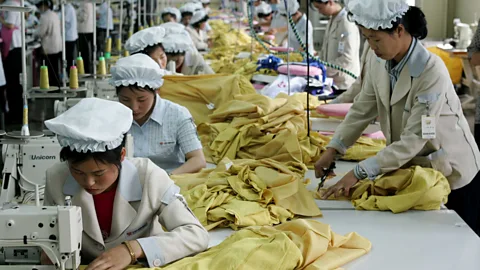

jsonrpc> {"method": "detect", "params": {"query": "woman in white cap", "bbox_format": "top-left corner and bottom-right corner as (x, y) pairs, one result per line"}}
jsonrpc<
(111, 54), (207, 174)
(201, 0), (211, 13)
(179, 3), (196, 27)
(162, 24), (214, 75)
(316, 0), (480, 235)
(161, 7), (181, 23)
(124, 26), (168, 69)
(312, 0), (361, 92)
(43, 98), (209, 269)
(186, 10), (210, 51)
(277, 0), (314, 53)
(256, 1), (273, 27)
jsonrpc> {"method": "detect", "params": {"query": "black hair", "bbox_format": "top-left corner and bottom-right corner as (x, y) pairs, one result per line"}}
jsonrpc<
(115, 83), (156, 95)
(36, 0), (53, 10)
(162, 12), (177, 21)
(181, 11), (193, 17)
(166, 51), (186, 57)
(192, 15), (209, 29)
(136, 43), (165, 56)
(60, 136), (126, 169)
(349, 6), (428, 40)
(257, 12), (273, 19)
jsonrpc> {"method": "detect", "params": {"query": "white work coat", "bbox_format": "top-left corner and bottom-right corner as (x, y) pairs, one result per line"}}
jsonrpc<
(36, 9), (62, 55)
(181, 51), (214, 75)
(44, 158), (209, 267)
(329, 40), (480, 190)
(283, 14), (314, 54)
(333, 40), (372, 104)
(319, 8), (360, 90)
(186, 26), (208, 51)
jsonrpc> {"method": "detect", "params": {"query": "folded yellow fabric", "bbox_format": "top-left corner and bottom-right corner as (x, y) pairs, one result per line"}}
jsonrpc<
(276, 92), (322, 110)
(172, 158), (322, 230)
(127, 219), (371, 270)
(317, 166), (451, 213)
(159, 74), (257, 125)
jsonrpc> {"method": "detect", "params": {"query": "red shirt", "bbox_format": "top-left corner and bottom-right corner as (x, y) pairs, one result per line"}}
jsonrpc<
(93, 188), (117, 240)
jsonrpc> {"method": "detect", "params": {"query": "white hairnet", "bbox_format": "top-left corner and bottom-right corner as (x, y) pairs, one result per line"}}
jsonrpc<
(124, 26), (166, 54)
(193, 2), (203, 11)
(110, 54), (166, 91)
(255, 1), (272, 15)
(161, 7), (181, 22)
(278, 0), (300, 15)
(180, 3), (196, 14)
(163, 31), (196, 53)
(161, 22), (186, 33)
(201, 0), (210, 4)
(346, 0), (410, 30)
(191, 9), (208, 25)
(44, 98), (133, 153)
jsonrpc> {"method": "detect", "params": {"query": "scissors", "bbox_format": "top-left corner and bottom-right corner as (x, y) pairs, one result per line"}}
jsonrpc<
(317, 162), (336, 192)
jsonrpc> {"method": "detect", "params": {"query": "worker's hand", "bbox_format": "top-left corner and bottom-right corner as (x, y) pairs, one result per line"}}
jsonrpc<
(321, 170), (359, 200)
(207, 39), (213, 48)
(40, 251), (53, 265)
(471, 52), (480, 67)
(85, 244), (132, 270)
(266, 29), (277, 35)
(314, 148), (337, 178)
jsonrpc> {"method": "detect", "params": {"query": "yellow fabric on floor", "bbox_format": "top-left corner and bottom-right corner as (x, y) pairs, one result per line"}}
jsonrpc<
(159, 74), (256, 125)
(317, 166), (451, 213)
(172, 158), (322, 230)
(127, 219), (371, 270)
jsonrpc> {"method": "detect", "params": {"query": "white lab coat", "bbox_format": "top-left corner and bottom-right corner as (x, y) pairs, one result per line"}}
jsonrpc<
(186, 26), (208, 51)
(181, 51), (214, 75)
(319, 8), (360, 90)
(44, 158), (209, 267)
(283, 14), (314, 54)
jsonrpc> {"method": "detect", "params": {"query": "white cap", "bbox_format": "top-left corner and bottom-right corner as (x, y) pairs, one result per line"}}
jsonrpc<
(193, 2), (203, 11)
(44, 98), (132, 153)
(163, 31), (195, 53)
(201, 0), (210, 4)
(161, 22), (186, 33)
(161, 7), (181, 22)
(110, 54), (166, 91)
(191, 9), (208, 25)
(180, 3), (196, 14)
(346, 0), (410, 30)
(124, 26), (166, 54)
(278, 0), (300, 15)
(255, 1), (272, 16)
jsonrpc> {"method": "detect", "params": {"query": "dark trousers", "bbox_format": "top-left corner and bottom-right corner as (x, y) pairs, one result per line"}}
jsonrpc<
(96, 28), (107, 56)
(4, 48), (23, 125)
(446, 171), (480, 236)
(41, 51), (62, 87)
(78, 32), (93, 74)
(65, 40), (78, 75)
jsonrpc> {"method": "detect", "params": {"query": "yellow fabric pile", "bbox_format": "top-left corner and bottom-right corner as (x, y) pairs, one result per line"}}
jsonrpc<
(198, 94), (327, 166)
(172, 158), (322, 230)
(317, 166), (451, 213)
(159, 74), (256, 125)
(134, 219), (371, 270)
(276, 92), (322, 110)
(318, 134), (386, 161)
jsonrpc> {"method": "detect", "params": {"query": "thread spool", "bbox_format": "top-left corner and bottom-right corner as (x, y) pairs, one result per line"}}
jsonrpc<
(40, 62), (49, 90)
(69, 65), (79, 89)
(124, 50), (130, 57)
(139, 25), (144, 31)
(23, 104), (28, 126)
(116, 38), (121, 52)
(105, 37), (112, 59)
(128, 30), (133, 39)
(150, 20), (154, 27)
(76, 54), (85, 75)
(156, 17), (160, 25)
(97, 56), (107, 75)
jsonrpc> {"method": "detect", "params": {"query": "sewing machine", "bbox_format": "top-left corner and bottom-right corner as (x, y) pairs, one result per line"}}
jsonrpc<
(0, 202), (82, 270)
(454, 19), (473, 49)
(0, 136), (62, 205)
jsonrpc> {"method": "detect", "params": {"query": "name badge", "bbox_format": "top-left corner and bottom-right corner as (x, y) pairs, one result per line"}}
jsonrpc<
(338, 41), (345, 54)
(421, 115), (436, 139)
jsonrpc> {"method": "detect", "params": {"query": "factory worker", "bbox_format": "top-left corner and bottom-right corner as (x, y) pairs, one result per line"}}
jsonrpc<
(97, 0), (113, 54)
(313, 0), (360, 92)
(180, 3), (195, 27)
(125, 26), (168, 69)
(43, 98), (209, 269)
(35, 0), (62, 87)
(63, 2), (78, 75)
(163, 27), (214, 75)
(161, 7), (181, 23)
(256, 1), (273, 27)
(316, 0), (480, 235)
(330, 41), (373, 103)
(77, 2), (95, 74)
(468, 18), (480, 67)
(277, 0), (314, 53)
(201, 0), (211, 13)
(186, 10), (210, 51)
(111, 54), (207, 174)
(266, 0), (288, 46)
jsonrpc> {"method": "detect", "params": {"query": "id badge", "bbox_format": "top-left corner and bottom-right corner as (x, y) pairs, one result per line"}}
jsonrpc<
(338, 41), (345, 54)
(421, 115), (436, 139)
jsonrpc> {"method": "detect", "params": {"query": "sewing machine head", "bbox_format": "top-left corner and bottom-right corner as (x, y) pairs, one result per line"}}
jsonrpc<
(0, 203), (82, 270)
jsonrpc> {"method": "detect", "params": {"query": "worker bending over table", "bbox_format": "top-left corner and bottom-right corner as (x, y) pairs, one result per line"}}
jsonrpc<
(313, 0), (361, 92)
(186, 10), (211, 51)
(111, 54), (206, 175)
(125, 26), (168, 69)
(255, 1), (274, 27)
(277, 0), (314, 53)
(43, 98), (208, 269)
(315, 0), (480, 235)
(468, 19), (480, 150)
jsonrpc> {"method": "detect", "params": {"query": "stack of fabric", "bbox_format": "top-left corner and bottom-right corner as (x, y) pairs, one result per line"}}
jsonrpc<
(172, 158), (322, 230)
(316, 166), (451, 213)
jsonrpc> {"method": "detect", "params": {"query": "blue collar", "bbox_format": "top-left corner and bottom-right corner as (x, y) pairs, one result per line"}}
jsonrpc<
(385, 38), (430, 78)
(63, 159), (143, 202)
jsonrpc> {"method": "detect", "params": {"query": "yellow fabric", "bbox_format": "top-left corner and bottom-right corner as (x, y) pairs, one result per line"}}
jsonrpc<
(427, 47), (463, 84)
(276, 92), (322, 110)
(159, 74), (256, 125)
(317, 166), (451, 213)
(199, 94), (327, 166)
(128, 219), (371, 270)
(172, 158), (322, 230)
(318, 133), (386, 162)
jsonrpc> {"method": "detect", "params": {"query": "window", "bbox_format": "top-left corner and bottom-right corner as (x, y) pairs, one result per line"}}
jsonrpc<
(407, 0), (416, 6)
